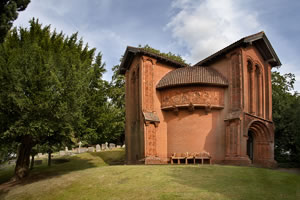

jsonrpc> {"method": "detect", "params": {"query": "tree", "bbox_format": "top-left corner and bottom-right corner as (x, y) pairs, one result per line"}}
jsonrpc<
(0, 0), (30, 43)
(0, 19), (100, 179)
(272, 71), (300, 165)
(80, 56), (126, 145)
(79, 53), (112, 144)
(107, 64), (125, 144)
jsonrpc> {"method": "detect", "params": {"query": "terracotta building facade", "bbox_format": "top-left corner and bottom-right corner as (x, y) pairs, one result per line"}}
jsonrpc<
(119, 32), (281, 167)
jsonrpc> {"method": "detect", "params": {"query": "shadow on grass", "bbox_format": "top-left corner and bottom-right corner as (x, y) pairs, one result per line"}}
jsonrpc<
(0, 149), (125, 198)
(89, 149), (125, 165)
(166, 165), (300, 200)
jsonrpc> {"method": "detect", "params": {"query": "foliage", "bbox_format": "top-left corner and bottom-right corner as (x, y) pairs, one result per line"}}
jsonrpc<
(106, 64), (125, 143)
(0, 18), (100, 179)
(79, 54), (125, 145)
(138, 44), (188, 65)
(272, 71), (300, 164)
(0, 142), (18, 164)
(0, 0), (30, 43)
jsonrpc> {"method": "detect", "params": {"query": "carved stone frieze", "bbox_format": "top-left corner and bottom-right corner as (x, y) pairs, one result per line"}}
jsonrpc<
(160, 86), (224, 109)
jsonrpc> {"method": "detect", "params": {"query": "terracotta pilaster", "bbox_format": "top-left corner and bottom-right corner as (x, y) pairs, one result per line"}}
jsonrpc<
(250, 65), (256, 115)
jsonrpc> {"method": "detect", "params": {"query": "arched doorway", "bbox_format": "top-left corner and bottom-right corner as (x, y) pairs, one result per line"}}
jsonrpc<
(246, 121), (274, 165)
(247, 130), (254, 162)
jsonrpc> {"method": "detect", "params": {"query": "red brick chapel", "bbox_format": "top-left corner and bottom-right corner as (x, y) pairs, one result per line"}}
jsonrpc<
(119, 32), (281, 167)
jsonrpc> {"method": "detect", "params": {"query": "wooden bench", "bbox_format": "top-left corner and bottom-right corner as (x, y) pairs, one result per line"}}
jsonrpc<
(194, 152), (211, 165)
(171, 153), (186, 164)
(171, 151), (211, 165)
(185, 152), (195, 164)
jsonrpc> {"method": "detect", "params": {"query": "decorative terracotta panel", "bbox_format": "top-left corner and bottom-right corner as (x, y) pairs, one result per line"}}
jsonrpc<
(143, 60), (154, 112)
(230, 53), (242, 111)
(160, 86), (225, 109)
(146, 124), (156, 156)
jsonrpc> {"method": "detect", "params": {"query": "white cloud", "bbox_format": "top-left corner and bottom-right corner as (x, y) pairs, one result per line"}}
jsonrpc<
(167, 0), (262, 63)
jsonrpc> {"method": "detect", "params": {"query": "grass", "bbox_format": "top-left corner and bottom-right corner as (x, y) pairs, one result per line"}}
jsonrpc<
(0, 149), (299, 200)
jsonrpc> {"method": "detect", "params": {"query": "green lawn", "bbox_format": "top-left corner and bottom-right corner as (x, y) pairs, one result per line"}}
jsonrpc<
(0, 149), (299, 200)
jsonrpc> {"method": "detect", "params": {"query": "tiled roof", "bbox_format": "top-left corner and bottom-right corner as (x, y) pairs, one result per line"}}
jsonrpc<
(156, 66), (228, 89)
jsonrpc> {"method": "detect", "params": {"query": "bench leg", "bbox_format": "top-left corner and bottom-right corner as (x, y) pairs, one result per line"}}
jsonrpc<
(171, 158), (173, 164)
(201, 158), (203, 165)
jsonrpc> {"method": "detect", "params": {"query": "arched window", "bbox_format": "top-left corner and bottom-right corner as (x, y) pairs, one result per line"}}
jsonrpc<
(247, 60), (253, 113)
(255, 65), (261, 116)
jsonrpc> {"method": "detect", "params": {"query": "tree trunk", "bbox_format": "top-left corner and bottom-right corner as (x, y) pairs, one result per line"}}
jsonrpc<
(13, 135), (33, 180)
(30, 154), (34, 170)
(48, 152), (51, 167)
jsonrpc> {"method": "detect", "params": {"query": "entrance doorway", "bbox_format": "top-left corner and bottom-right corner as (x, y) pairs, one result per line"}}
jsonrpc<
(247, 131), (254, 161)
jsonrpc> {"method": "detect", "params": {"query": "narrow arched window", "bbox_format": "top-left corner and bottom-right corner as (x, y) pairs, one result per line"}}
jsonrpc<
(255, 65), (261, 116)
(247, 61), (253, 113)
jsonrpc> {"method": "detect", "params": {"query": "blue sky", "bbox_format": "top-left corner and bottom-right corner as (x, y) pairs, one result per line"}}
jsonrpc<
(14, 0), (300, 91)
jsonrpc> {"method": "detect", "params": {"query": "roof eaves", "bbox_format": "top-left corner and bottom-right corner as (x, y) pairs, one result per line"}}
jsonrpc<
(119, 46), (189, 75)
(193, 31), (281, 67)
(193, 38), (244, 66)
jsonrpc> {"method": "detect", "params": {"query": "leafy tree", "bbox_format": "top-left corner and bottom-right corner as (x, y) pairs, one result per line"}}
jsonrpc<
(0, 0), (30, 43)
(272, 71), (300, 165)
(80, 53), (111, 144)
(81, 59), (125, 145)
(0, 19), (100, 179)
(107, 64), (125, 143)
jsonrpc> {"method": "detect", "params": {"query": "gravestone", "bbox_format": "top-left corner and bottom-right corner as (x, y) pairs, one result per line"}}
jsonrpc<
(59, 150), (65, 156)
(117, 145), (121, 148)
(96, 144), (101, 152)
(109, 143), (116, 149)
(122, 144), (125, 148)
(88, 147), (95, 152)
(81, 147), (87, 153)
(105, 142), (108, 150)
(101, 144), (106, 150)
(65, 146), (68, 152)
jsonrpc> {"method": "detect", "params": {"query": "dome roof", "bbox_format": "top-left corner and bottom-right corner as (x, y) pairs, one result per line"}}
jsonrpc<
(156, 66), (228, 89)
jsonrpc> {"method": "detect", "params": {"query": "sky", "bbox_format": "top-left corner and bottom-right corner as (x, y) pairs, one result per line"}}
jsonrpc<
(14, 0), (300, 91)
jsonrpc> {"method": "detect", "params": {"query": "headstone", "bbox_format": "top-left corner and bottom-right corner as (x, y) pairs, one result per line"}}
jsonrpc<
(80, 147), (87, 153)
(59, 150), (65, 156)
(96, 144), (101, 152)
(88, 147), (95, 152)
(102, 144), (106, 150)
(109, 143), (116, 149)
(65, 146), (68, 152)
(78, 141), (82, 153)
(37, 153), (43, 158)
(105, 142), (108, 150)
(122, 144), (125, 148)
(117, 145), (121, 148)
